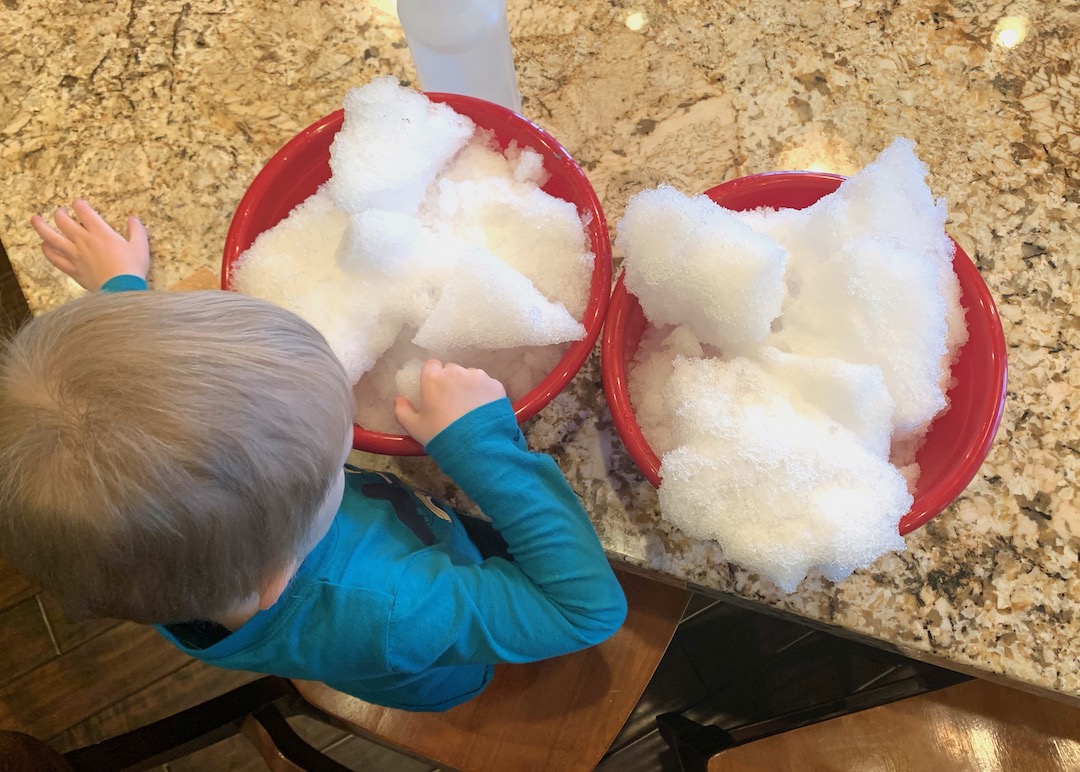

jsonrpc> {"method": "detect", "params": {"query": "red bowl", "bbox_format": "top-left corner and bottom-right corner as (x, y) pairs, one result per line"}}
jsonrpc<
(223, 93), (611, 456)
(601, 171), (1008, 535)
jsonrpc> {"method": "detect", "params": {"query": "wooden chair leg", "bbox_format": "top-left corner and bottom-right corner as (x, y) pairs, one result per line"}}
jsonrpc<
(239, 705), (352, 772)
(60, 676), (341, 772)
(656, 713), (737, 772)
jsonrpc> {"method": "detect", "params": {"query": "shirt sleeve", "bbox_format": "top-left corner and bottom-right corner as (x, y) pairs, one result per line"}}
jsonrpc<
(100, 275), (149, 292)
(386, 398), (627, 671)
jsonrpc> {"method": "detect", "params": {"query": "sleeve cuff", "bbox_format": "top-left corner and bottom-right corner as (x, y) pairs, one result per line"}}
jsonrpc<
(425, 397), (522, 463)
(100, 275), (148, 293)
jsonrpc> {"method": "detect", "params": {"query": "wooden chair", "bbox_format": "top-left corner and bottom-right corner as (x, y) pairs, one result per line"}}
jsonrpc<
(6, 676), (350, 771)
(293, 567), (691, 772)
(662, 677), (1080, 772)
(14, 567), (688, 771)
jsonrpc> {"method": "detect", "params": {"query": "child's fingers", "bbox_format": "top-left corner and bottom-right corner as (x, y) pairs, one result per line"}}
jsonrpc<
(420, 358), (444, 377)
(393, 395), (420, 432)
(126, 216), (149, 249)
(417, 358), (445, 399)
(72, 199), (113, 234)
(40, 242), (76, 276)
(53, 207), (86, 242)
(30, 214), (76, 255)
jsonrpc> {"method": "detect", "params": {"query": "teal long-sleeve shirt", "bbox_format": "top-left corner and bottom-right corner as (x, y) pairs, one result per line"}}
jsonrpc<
(157, 398), (626, 711)
(109, 279), (627, 710)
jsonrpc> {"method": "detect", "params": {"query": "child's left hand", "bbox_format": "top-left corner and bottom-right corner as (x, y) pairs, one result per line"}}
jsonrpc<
(30, 199), (150, 291)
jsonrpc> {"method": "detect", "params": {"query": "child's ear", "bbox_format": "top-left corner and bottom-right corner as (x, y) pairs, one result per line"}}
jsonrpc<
(257, 561), (298, 610)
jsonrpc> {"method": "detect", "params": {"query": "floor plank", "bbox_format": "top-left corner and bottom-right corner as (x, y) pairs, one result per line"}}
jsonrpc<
(287, 714), (350, 751)
(52, 659), (259, 752)
(0, 597), (57, 684)
(37, 593), (121, 655)
(0, 622), (193, 742)
(164, 733), (270, 772)
(321, 735), (435, 772)
(0, 557), (36, 613)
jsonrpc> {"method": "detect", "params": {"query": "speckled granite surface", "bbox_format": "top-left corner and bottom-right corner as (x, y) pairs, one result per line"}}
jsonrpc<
(2, 0), (1078, 703)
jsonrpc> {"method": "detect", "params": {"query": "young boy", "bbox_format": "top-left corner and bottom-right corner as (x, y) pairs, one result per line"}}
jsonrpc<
(0, 200), (627, 712)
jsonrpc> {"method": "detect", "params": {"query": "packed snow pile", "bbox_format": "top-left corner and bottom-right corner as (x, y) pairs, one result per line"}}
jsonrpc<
(233, 77), (594, 432)
(617, 138), (967, 592)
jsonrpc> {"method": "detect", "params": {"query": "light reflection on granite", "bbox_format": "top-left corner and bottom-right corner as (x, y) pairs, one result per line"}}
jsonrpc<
(2, 0), (1079, 703)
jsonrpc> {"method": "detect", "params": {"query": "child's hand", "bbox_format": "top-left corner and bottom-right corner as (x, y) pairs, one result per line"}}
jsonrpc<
(30, 199), (150, 291)
(394, 359), (507, 446)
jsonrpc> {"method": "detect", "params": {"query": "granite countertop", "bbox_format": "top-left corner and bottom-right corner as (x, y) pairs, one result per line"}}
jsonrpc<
(2, 1), (1078, 704)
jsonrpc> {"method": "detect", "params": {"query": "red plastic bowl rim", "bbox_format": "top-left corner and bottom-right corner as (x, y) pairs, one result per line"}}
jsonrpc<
(223, 93), (611, 456)
(600, 170), (1008, 535)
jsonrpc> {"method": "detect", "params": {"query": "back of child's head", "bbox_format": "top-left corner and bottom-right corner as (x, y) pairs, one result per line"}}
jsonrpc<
(0, 290), (354, 624)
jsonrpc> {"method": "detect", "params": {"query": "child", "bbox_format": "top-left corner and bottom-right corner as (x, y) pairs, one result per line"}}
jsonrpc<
(0, 200), (627, 712)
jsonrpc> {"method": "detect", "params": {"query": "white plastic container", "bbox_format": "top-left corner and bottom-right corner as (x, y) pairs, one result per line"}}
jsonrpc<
(397, 0), (522, 113)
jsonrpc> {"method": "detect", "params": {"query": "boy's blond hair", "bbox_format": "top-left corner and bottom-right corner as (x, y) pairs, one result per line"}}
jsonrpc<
(0, 290), (354, 623)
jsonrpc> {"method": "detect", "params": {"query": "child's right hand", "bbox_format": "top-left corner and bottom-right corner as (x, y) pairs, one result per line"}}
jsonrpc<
(394, 360), (507, 446)
(30, 199), (150, 291)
